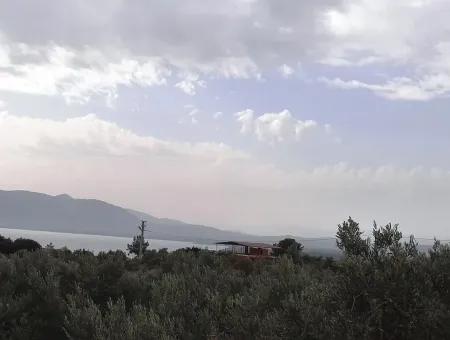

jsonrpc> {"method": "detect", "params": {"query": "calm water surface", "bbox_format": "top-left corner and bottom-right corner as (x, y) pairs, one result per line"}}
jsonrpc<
(0, 227), (214, 253)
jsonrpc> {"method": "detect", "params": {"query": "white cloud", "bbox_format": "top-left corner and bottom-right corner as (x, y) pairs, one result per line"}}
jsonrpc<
(0, 112), (245, 161)
(321, 0), (426, 64)
(175, 73), (206, 95)
(180, 105), (201, 125)
(0, 43), (261, 104)
(319, 39), (450, 100)
(320, 77), (442, 101)
(319, 56), (385, 67)
(0, 0), (331, 95)
(175, 81), (196, 96)
(198, 57), (261, 80)
(0, 45), (10, 65)
(188, 108), (199, 117)
(213, 111), (223, 119)
(278, 64), (294, 78)
(319, 0), (450, 100)
(0, 44), (170, 104)
(3, 1), (449, 102)
(188, 108), (199, 124)
(235, 109), (323, 143)
(235, 109), (255, 134)
(255, 111), (317, 143)
(320, 63), (450, 101)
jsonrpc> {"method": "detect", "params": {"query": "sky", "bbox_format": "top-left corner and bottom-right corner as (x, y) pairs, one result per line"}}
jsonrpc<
(1, 0), (450, 237)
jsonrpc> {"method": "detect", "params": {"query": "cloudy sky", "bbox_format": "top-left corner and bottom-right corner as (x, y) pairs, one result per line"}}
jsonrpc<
(1, 0), (450, 237)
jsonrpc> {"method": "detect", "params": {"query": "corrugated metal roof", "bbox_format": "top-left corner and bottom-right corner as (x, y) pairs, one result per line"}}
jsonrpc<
(215, 241), (279, 248)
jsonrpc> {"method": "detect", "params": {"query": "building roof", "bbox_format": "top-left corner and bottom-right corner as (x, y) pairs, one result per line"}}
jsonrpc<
(215, 241), (280, 249)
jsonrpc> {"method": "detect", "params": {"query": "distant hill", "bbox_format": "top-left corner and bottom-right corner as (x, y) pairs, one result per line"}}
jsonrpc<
(127, 208), (263, 243)
(0, 190), (138, 237)
(0, 190), (284, 243)
(0, 189), (342, 256)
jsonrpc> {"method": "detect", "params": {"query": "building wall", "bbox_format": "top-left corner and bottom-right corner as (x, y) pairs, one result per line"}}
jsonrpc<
(230, 245), (246, 254)
(223, 245), (274, 256)
(249, 247), (271, 256)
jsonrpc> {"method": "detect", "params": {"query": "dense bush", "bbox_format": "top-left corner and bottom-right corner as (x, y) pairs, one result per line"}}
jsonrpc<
(0, 235), (41, 254)
(1, 219), (450, 339)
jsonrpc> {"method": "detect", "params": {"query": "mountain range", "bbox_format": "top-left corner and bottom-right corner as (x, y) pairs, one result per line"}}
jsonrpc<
(0, 190), (280, 243)
(0, 189), (339, 256)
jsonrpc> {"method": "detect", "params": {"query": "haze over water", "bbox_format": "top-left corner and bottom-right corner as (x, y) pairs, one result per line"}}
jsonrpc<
(0, 228), (213, 254)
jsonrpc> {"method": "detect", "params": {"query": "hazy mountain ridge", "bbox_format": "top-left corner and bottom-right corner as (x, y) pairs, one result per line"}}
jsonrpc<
(0, 189), (343, 257)
(0, 190), (138, 237)
(0, 190), (294, 244)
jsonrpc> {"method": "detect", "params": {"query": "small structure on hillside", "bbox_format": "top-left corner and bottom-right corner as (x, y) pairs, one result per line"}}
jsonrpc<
(215, 241), (279, 257)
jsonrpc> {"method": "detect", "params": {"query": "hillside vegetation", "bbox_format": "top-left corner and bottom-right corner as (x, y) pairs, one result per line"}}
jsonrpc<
(1, 218), (450, 339)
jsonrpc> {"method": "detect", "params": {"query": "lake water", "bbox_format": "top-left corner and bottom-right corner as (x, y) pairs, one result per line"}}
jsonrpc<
(0, 227), (215, 253)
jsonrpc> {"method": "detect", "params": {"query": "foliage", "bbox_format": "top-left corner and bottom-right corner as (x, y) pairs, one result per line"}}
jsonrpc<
(1, 219), (450, 339)
(0, 234), (13, 254)
(336, 216), (369, 256)
(126, 235), (149, 256)
(0, 235), (41, 254)
(276, 238), (304, 263)
(277, 238), (304, 253)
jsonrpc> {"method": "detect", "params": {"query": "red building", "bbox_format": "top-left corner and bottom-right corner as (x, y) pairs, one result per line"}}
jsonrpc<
(215, 241), (279, 257)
